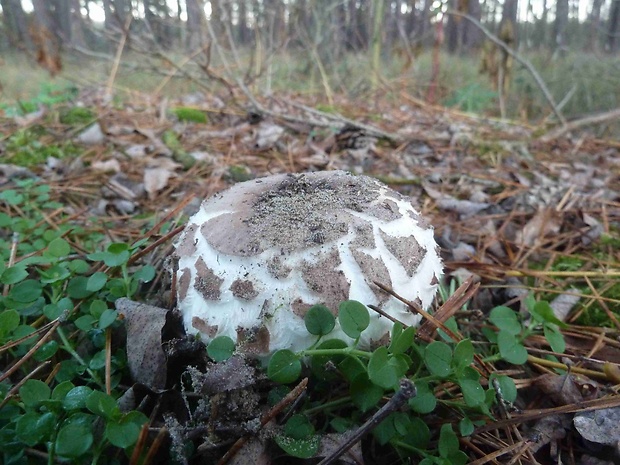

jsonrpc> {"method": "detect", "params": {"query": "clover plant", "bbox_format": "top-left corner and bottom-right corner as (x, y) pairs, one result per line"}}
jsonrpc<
(484, 295), (567, 364)
(0, 180), (154, 464)
(206, 299), (528, 464)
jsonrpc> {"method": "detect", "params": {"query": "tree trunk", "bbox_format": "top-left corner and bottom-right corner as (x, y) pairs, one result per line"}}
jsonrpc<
(463, 0), (482, 49)
(237, 0), (250, 45)
(32, 0), (63, 75)
(445, 0), (462, 53)
(209, 0), (225, 43)
(69, 0), (87, 48)
(587, 0), (604, 52)
(52, 0), (72, 43)
(102, 0), (114, 29)
(369, 0), (384, 91)
(419, 0), (432, 44)
(500, 0), (519, 40)
(186, 0), (207, 51)
(608, 0), (620, 52)
(538, 0), (548, 48)
(553, 0), (569, 52)
(0, 0), (31, 50)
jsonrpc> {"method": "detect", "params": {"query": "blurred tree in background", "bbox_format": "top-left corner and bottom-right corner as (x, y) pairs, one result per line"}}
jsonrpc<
(1, 1), (618, 57)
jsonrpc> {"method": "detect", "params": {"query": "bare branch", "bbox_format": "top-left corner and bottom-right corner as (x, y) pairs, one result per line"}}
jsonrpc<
(446, 10), (567, 126)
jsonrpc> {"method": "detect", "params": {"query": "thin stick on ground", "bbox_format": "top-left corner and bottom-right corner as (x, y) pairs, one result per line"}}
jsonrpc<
(539, 107), (620, 141)
(317, 378), (417, 465)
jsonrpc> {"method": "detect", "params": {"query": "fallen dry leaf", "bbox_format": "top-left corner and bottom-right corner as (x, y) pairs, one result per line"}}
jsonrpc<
(115, 298), (168, 390)
(574, 407), (620, 448)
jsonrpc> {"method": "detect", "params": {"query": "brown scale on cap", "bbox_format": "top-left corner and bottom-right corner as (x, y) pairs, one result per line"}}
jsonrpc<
(301, 250), (350, 314)
(230, 278), (259, 300)
(380, 231), (425, 277)
(194, 257), (223, 300)
(192, 317), (219, 338)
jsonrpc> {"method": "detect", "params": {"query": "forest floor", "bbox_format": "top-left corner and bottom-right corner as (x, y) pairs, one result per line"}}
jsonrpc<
(1, 86), (620, 464)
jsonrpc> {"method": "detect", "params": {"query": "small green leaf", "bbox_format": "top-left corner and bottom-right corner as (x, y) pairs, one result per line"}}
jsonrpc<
(459, 417), (475, 436)
(87, 247), (130, 267)
(0, 265), (28, 284)
(0, 309), (20, 336)
(47, 238), (71, 258)
(453, 339), (474, 372)
(56, 422), (93, 458)
(351, 373), (383, 412)
(544, 324), (566, 353)
(424, 341), (452, 377)
(482, 327), (498, 343)
(437, 316), (460, 342)
(368, 347), (398, 389)
(449, 451), (470, 465)
(489, 306), (522, 335)
(274, 434), (319, 459)
(55, 360), (84, 383)
(19, 379), (50, 407)
(497, 331), (528, 365)
(389, 325), (415, 355)
(133, 265), (156, 283)
(304, 304), (335, 336)
(491, 374), (518, 403)
(10, 280), (43, 303)
(438, 423), (459, 458)
(99, 309), (118, 329)
(52, 381), (75, 401)
(330, 417), (354, 433)
(459, 379), (485, 407)
(391, 322), (403, 345)
(43, 297), (72, 320)
(89, 350), (107, 370)
(284, 414), (314, 439)
(0, 189), (24, 205)
(75, 315), (96, 331)
(68, 259), (90, 274)
(405, 417), (431, 448)
(338, 355), (367, 383)
(63, 386), (93, 411)
(33, 340), (58, 361)
(67, 276), (94, 299)
(338, 300), (370, 339)
(89, 299), (108, 318)
(207, 336), (235, 362)
(86, 272), (108, 292)
(86, 390), (119, 419)
(39, 264), (70, 284)
(531, 301), (569, 328)
(268, 350), (302, 384)
(108, 242), (129, 254)
(106, 416), (141, 448)
(373, 413), (397, 445)
(16, 411), (56, 446)
(408, 381), (436, 414)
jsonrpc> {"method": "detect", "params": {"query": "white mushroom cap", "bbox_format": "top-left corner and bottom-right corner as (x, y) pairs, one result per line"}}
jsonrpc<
(175, 171), (442, 354)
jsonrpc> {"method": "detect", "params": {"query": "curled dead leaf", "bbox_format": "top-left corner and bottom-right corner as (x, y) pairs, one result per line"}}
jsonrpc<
(115, 298), (168, 390)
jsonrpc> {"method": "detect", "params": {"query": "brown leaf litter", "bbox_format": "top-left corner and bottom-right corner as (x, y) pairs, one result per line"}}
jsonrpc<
(1, 88), (620, 464)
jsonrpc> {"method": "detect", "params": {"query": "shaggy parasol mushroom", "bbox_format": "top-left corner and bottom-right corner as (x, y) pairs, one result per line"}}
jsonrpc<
(174, 171), (442, 355)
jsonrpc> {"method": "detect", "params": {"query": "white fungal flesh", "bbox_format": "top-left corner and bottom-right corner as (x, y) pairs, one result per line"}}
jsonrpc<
(175, 171), (443, 354)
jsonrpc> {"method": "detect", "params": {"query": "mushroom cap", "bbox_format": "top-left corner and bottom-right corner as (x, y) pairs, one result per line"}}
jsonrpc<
(175, 171), (442, 354)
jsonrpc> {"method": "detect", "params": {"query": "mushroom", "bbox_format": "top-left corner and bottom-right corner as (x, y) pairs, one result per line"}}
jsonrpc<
(174, 171), (442, 354)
